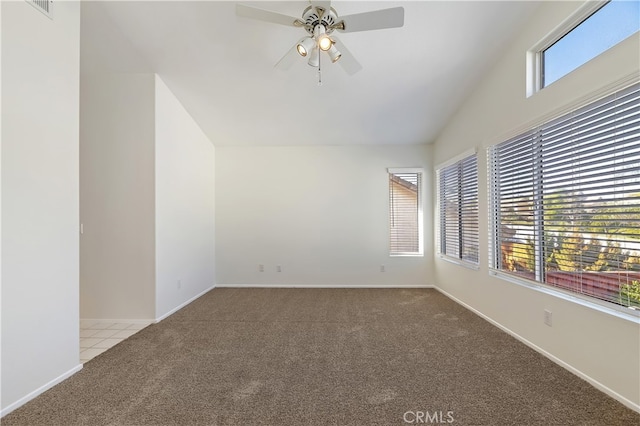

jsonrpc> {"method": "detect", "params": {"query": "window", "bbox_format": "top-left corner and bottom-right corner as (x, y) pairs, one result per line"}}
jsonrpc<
(437, 152), (479, 265)
(529, 0), (640, 93)
(489, 82), (640, 311)
(389, 168), (423, 256)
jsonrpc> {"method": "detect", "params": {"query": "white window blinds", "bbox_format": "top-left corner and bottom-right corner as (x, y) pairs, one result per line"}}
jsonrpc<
(389, 169), (423, 256)
(490, 82), (640, 309)
(438, 153), (479, 264)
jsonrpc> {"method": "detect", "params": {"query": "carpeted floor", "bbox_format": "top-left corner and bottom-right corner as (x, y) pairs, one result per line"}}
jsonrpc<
(3, 288), (639, 425)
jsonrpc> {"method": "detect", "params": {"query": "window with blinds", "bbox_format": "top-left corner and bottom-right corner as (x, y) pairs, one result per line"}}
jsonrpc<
(489, 82), (640, 310)
(438, 153), (479, 264)
(389, 169), (423, 256)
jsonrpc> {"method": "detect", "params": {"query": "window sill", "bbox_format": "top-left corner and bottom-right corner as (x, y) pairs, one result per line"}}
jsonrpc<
(438, 254), (480, 271)
(489, 269), (640, 323)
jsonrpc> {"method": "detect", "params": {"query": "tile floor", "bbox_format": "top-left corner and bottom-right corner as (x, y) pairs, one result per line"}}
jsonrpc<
(80, 320), (150, 363)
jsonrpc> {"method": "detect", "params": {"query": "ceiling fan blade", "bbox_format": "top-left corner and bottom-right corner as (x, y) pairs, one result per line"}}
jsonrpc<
(274, 39), (306, 71)
(332, 36), (362, 75)
(236, 4), (304, 27)
(338, 7), (404, 33)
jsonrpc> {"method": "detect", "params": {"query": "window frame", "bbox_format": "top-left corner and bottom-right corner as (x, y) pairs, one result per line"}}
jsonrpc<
(388, 167), (424, 257)
(436, 149), (480, 269)
(489, 81), (640, 319)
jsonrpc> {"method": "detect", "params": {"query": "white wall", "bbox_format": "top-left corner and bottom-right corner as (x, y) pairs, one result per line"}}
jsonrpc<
(80, 73), (156, 320)
(155, 76), (215, 320)
(0, 0), (3, 411)
(216, 145), (432, 287)
(432, 1), (640, 410)
(80, 73), (216, 322)
(1, 0), (81, 414)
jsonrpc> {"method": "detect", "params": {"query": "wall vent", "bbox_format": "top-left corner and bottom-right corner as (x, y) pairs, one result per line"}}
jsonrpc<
(26, 0), (53, 19)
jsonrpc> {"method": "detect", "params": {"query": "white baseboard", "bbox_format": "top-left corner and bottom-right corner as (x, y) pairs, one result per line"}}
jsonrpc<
(215, 284), (435, 288)
(434, 286), (640, 414)
(1, 364), (83, 418)
(154, 283), (216, 323)
(80, 318), (154, 325)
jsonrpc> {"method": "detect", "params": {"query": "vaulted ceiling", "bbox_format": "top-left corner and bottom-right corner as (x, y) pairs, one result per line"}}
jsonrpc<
(81, 1), (540, 146)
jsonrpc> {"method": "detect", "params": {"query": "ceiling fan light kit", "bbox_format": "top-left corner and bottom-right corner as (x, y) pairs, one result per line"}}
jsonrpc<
(307, 47), (320, 67)
(296, 37), (316, 57)
(328, 44), (341, 63)
(317, 34), (333, 52)
(237, 1), (404, 81)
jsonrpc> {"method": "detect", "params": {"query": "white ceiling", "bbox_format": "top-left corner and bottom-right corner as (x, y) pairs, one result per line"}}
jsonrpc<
(81, 1), (540, 146)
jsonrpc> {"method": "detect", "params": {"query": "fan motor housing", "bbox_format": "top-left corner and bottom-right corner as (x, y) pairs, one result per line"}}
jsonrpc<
(302, 6), (338, 34)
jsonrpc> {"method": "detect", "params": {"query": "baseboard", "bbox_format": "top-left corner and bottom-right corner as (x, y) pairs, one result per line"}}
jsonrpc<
(154, 283), (216, 323)
(1, 364), (83, 418)
(215, 284), (435, 288)
(80, 318), (155, 325)
(434, 286), (640, 414)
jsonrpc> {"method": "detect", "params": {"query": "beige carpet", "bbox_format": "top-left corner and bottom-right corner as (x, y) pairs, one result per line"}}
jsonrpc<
(3, 288), (639, 425)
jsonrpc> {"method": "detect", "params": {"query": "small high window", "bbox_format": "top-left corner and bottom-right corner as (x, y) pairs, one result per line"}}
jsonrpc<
(529, 0), (639, 93)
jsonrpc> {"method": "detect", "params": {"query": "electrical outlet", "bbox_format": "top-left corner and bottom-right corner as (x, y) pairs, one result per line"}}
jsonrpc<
(544, 309), (552, 327)
(276, 265), (282, 272)
(380, 265), (386, 272)
(177, 279), (182, 289)
(258, 264), (265, 272)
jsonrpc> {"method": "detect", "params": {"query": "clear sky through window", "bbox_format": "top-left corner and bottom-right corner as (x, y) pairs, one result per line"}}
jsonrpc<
(543, 0), (640, 87)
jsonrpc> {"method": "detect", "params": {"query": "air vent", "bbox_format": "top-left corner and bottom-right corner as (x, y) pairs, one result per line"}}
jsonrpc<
(26, 0), (53, 19)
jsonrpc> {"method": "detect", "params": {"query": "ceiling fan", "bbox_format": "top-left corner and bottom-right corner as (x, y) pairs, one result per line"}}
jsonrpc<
(236, 1), (404, 80)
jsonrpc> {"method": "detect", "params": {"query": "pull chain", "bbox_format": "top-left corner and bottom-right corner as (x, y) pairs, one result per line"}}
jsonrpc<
(317, 49), (322, 86)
